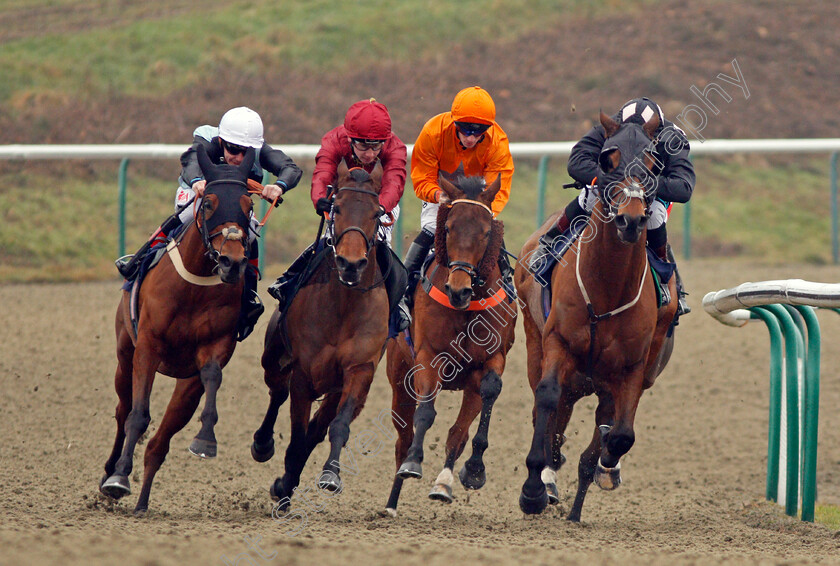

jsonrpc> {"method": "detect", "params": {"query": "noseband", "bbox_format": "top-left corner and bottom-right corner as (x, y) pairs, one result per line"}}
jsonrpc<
(445, 198), (494, 288)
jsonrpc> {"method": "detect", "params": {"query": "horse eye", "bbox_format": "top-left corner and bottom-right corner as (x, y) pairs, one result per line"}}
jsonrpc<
(203, 200), (213, 210)
(332, 205), (340, 215)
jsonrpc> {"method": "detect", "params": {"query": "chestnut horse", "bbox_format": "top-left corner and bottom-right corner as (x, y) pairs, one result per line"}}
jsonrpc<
(100, 147), (258, 514)
(252, 162), (389, 509)
(517, 112), (677, 522)
(384, 172), (516, 515)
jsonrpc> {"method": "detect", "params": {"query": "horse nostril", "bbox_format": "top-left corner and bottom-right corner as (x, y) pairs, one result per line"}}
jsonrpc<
(335, 256), (349, 270)
(355, 258), (368, 273)
(218, 256), (231, 269)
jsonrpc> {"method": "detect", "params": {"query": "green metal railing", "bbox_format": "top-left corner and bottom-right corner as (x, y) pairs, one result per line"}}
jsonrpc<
(747, 304), (821, 521)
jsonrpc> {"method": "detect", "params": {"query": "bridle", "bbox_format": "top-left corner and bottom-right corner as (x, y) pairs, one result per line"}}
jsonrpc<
(195, 179), (250, 268)
(443, 198), (494, 289)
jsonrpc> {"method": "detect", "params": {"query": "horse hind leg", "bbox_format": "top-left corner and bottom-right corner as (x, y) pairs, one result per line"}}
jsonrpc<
(134, 377), (203, 515)
(189, 360), (223, 459)
(459, 370), (503, 491)
(384, 351), (417, 517)
(101, 357), (157, 500)
(101, 352), (132, 491)
(270, 380), (313, 511)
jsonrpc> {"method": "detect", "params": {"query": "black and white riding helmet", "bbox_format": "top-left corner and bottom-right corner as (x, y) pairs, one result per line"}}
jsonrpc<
(616, 97), (665, 129)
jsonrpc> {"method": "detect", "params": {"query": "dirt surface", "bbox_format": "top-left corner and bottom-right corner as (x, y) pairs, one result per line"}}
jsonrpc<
(2, 258), (840, 566)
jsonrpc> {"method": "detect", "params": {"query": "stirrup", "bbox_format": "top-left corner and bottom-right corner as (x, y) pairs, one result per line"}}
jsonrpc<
(396, 301), (411, 332)
(115, 254), (137, 279)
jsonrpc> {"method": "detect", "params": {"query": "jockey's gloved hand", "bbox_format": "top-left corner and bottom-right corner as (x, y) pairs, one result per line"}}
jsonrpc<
(315, 197), (333, 216)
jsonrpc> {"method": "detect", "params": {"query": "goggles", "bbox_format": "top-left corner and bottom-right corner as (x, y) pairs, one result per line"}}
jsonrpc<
(455, 121), (491, 137)
(351, 138), (385, 151)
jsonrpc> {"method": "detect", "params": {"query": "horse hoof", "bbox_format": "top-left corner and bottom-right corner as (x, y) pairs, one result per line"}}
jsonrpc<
(250, 439), (275, 463)
(519, 487), (549, 515)
(133, 506), (148, 517)
(269, 478), (288, 504)
(546, 482), (560, 505)
(100, 475), (131, 499)
(189, 438), (217, 459)
(428, 483), (454, 503)
(595, 461), (622, 491)
(397, 461), (422, 480)
(458, 464), (486, 490)
(382, 507), (398, 518)
(317, 470), (343, 492)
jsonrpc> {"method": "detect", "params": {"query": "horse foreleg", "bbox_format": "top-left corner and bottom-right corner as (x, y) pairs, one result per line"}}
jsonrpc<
(251, 366), (291, 463)
(519, 373), (560, 514)
(134, 376), (203, 515)
(459, 369), (503, 492)
(189, 360), (223, 459)
(271, 378), (312, 511)
(318, 363), (375, 493)
(101, 347), (158, 500)
(542, 384), (582, 505)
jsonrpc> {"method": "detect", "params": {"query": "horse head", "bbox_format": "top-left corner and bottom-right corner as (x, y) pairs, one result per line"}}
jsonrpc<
(196, 145), (254, 284)
(437, 165), (502, 310)
(596, 111), (660, 245)
(329, 160), (384, 286)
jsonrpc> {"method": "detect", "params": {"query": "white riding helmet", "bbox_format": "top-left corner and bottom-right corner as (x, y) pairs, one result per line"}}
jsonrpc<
(218, 107), (264, 148)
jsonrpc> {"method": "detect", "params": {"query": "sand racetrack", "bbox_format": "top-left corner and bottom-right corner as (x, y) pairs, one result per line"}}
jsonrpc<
(1, 259), (840, 566)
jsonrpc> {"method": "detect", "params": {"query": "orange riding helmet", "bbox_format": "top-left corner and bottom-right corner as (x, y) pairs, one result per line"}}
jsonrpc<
(450, 86), (496, 126)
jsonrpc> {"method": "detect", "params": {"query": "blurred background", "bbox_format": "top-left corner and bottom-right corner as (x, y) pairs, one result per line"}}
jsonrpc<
(0, 0), (838, 281)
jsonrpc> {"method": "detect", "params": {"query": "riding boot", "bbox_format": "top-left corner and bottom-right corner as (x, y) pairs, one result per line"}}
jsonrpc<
(529, 197), (585, 270)
(652, 243), (673, 306)
(237, 257), (265, 342)
(667, 244), (691, 318)
(115, 212), (183, 280)
(378, 243), (411, 335)
(400, 228), (435, 313)
(498, 240), (517, 301)
(267, 242), (316, 311)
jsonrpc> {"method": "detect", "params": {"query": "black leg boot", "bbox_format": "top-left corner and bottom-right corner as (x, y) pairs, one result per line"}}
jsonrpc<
(267, 243), (316, 310)
(237, 242), (265, 342)
(667, 244), (691, 317)
(399, 228), (435, 315)
(116, 212), (183, 280)
(498, 240), (517, 301)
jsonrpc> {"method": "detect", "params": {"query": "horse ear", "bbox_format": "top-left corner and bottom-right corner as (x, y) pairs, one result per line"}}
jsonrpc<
(438, 175), (464, 201)
(600, 110), (620, 138)
(335, 159), (349, 185)
(643, 113), (661, 139)
(239, 147), (256, 177)
(370, 161), (384, 191)
(479, 174), (502, 208)
(196, 144), (217, 182)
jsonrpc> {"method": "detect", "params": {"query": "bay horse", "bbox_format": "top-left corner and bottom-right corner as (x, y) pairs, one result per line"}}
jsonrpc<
(100, 146), (259, 514)
(383, 171), (516, 515)
(252, 161), (389, 509)
(517, 111), (677, 522)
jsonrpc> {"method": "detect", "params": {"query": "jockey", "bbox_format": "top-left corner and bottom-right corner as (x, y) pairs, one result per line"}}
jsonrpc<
(115, 106), (303, 340)
(537, 97), (695, 317)
(267, 98), (410, 331)
(401, 86), (516, 309)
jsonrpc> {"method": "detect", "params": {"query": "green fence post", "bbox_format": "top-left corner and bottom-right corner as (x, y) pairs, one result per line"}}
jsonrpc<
(536, 155), (549, 228)
(793, 305), (820, 522)
(118, 158), (130, 258)
(749, 307), (783, 502)
(762, 304), (802, 517)
(258, 171), (271, 274)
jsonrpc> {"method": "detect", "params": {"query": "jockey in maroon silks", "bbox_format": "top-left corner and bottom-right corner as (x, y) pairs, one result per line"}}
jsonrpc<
(268, 99), (410, 332)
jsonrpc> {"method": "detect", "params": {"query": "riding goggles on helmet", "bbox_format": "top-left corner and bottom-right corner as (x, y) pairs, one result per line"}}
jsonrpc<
(455, 121), (491, 137)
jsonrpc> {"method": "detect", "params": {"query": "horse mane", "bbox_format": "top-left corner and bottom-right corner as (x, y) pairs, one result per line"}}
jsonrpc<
(434, 203), (504, 282)
(348, 167), (371, 184)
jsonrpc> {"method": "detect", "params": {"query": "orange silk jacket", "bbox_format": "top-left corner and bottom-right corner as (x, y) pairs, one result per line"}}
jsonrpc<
(410, 112), (514, 216)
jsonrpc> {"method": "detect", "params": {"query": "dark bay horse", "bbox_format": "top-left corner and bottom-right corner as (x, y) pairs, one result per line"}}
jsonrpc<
(384, 172), (517, 515)
(252, 162), (389, 509)
(100, 147), (258, 514)
(517, 112), (677, 522)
